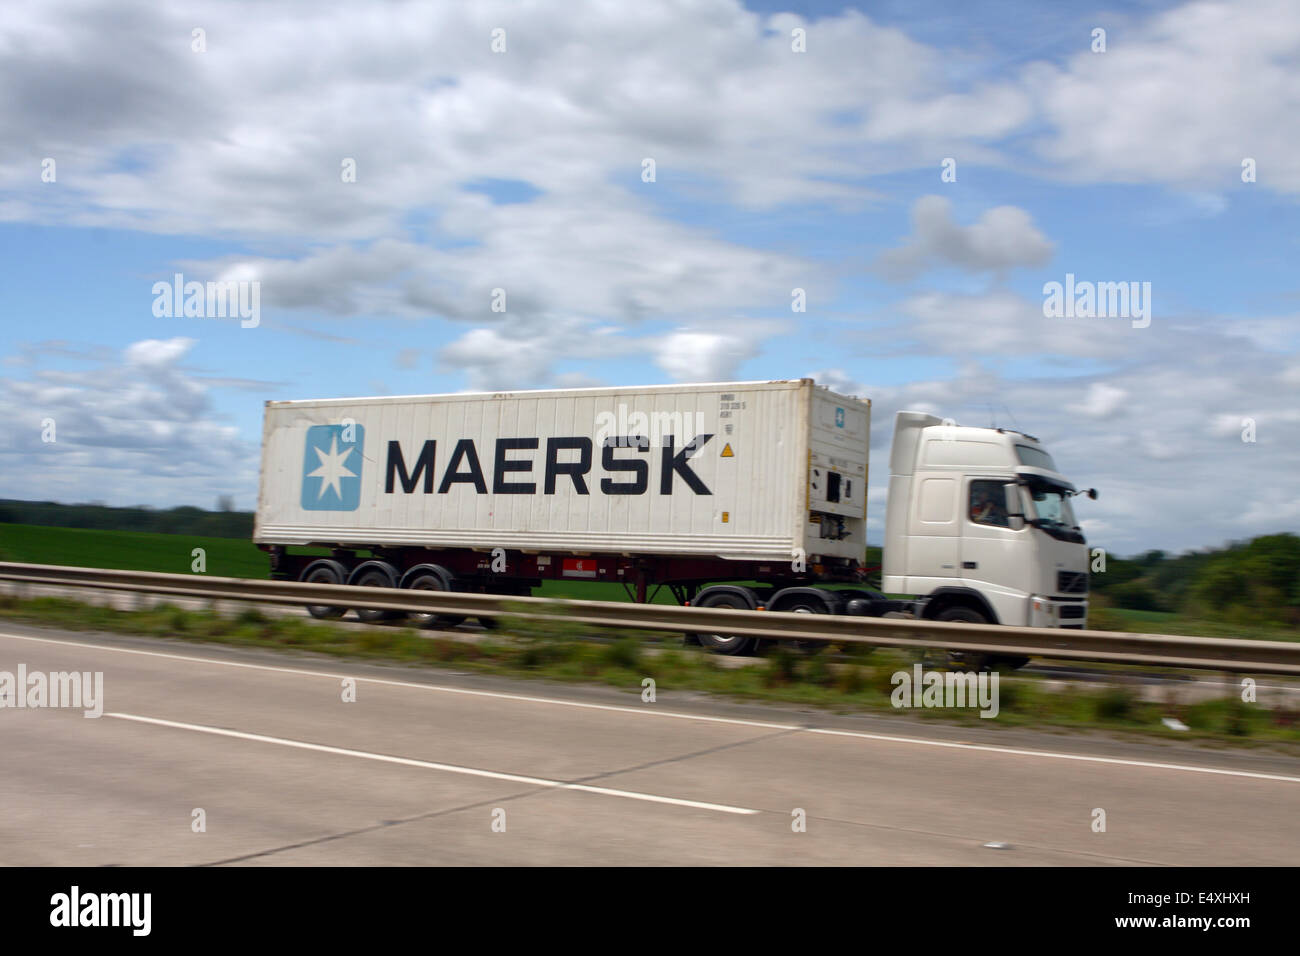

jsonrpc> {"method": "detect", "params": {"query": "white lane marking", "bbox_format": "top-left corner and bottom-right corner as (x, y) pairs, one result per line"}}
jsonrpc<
(804, 728), (1300, 783)
(7, 631), (1299, 785)
(105, 712), (757, 815)
(0, 630), (794, 729)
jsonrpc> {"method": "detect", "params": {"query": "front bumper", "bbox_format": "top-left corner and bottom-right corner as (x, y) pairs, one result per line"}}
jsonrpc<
(1029, 595), (1089, 629)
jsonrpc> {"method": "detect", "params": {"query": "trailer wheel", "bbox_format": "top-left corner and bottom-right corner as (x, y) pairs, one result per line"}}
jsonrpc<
(348, 561), (404, 623)
(401, 569), (467, 630)
(692, 593), (756, 656)
(299, 559), (349, 619)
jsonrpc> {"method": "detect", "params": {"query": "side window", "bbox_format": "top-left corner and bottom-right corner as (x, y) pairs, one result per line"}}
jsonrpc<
(969, 479), (1010, 528)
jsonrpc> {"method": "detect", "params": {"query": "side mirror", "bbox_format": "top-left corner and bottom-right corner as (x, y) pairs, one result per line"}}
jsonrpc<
(1087, 488), (1098, 500)
(1003, 482), (1026, 531)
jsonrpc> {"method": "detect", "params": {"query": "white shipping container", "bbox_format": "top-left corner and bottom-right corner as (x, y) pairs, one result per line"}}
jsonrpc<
(255, 379), (870, 563)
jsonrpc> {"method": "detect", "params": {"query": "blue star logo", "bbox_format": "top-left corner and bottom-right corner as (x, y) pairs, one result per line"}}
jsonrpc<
(301, 424), (364, 511)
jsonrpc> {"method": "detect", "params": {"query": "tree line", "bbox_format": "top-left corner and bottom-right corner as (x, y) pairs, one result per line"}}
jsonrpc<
(863, 537), (1299, 627)
(0, 499), (253, 539)
(1090, 533), (1300, 627)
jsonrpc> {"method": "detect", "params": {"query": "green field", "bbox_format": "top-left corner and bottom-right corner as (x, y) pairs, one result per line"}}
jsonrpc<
(0, 523), (272, 578)
(0, 522), (675, 603)
(1086, 605), (1297, 642)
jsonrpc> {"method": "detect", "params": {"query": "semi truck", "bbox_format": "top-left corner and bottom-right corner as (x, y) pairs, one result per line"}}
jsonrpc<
(254, 379), (1094, 660)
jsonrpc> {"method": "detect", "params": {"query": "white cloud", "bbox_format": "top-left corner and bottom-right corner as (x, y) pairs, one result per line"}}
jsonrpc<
(436, 316), (629, 391)
(124, 337), (195, 367)
(0, 338), (260, 507)
(891, 288), (1138, 359)
(1025, 0), (1300, 193)
(1068, 382), (1129, 419)
(808, 368), (872, 398)
(654, 329), (761, 382)
(877, 195), (1055, 279)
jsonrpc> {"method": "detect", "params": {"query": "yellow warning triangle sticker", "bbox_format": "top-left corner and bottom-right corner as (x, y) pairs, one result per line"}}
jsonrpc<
(721, 443), (734, 457)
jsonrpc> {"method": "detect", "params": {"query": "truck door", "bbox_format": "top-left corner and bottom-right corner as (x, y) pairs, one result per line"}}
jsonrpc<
(907, 475), (959, 580)
(960, 477), (1029, 605)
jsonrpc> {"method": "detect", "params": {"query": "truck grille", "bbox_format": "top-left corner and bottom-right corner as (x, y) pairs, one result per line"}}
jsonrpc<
(1059, 604), (1086, 619)
(1057, 571), (1088, 594)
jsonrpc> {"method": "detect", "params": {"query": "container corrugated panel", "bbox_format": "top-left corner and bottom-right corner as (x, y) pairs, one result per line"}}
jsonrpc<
(255, 380), (869, 562)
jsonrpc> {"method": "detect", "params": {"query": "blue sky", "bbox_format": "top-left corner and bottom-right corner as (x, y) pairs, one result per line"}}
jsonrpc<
(1, 0), (1297, 554)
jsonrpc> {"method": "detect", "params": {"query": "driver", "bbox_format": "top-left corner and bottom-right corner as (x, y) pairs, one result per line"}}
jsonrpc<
(971, 487), (1009, 527)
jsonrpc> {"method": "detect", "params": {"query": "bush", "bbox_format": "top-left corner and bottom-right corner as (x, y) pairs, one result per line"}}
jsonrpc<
(1109, 580), (1167, 613)
(518, 641), (576, 669)
(162, 604), (189, 633)
(803, 653), (835, 687)
(1093, 686), (1135, 721)
(234, 606), (267, 626)
(763, 645), (801, 687)
(601, 637), (641, 671)
(836, 664), (867, 695)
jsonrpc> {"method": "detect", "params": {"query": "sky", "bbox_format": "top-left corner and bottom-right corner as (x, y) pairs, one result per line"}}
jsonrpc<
(1, 0), (1297, 555)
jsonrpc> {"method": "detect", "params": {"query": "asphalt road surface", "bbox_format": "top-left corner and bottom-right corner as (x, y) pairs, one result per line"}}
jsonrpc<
(1, 621), (1297, 865)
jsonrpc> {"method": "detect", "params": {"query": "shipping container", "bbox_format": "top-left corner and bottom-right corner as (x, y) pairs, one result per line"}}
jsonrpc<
(255, 379), (869, 564)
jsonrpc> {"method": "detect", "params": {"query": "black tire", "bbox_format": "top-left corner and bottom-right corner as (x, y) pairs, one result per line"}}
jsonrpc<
(692, 593), (756, 656)
(401, 570), (467, 630)
(348, 562), (403, 623)
(931, 605), (1028, 670)
(992, 651), (1031, 670)
(770, 592), (835, 654)
(300, 559), (349, 619)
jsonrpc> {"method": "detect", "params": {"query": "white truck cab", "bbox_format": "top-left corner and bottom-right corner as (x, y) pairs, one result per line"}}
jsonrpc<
(882, 411), (1092, 630)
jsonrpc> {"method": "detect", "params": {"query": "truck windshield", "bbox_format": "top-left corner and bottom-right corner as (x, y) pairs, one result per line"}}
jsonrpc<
(1025, 479), (1083, 543)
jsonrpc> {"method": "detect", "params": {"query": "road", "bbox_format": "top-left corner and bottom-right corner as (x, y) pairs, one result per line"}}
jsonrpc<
(1, 620), (1297, 865)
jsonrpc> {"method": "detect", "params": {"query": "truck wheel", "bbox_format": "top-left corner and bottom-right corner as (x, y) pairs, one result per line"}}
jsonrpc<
(300, 560), (349, 619)
(933, 606), (990, 670)
(692, 593), (755, 656)
(401, 569), (466, 630)
(770, 592), (835, 654)
(932, 606), (1030, 671)
(348, 561), (404, 623)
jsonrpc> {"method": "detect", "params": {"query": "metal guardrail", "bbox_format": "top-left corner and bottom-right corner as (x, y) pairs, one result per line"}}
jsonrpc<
(1, 562), (1298, 675)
